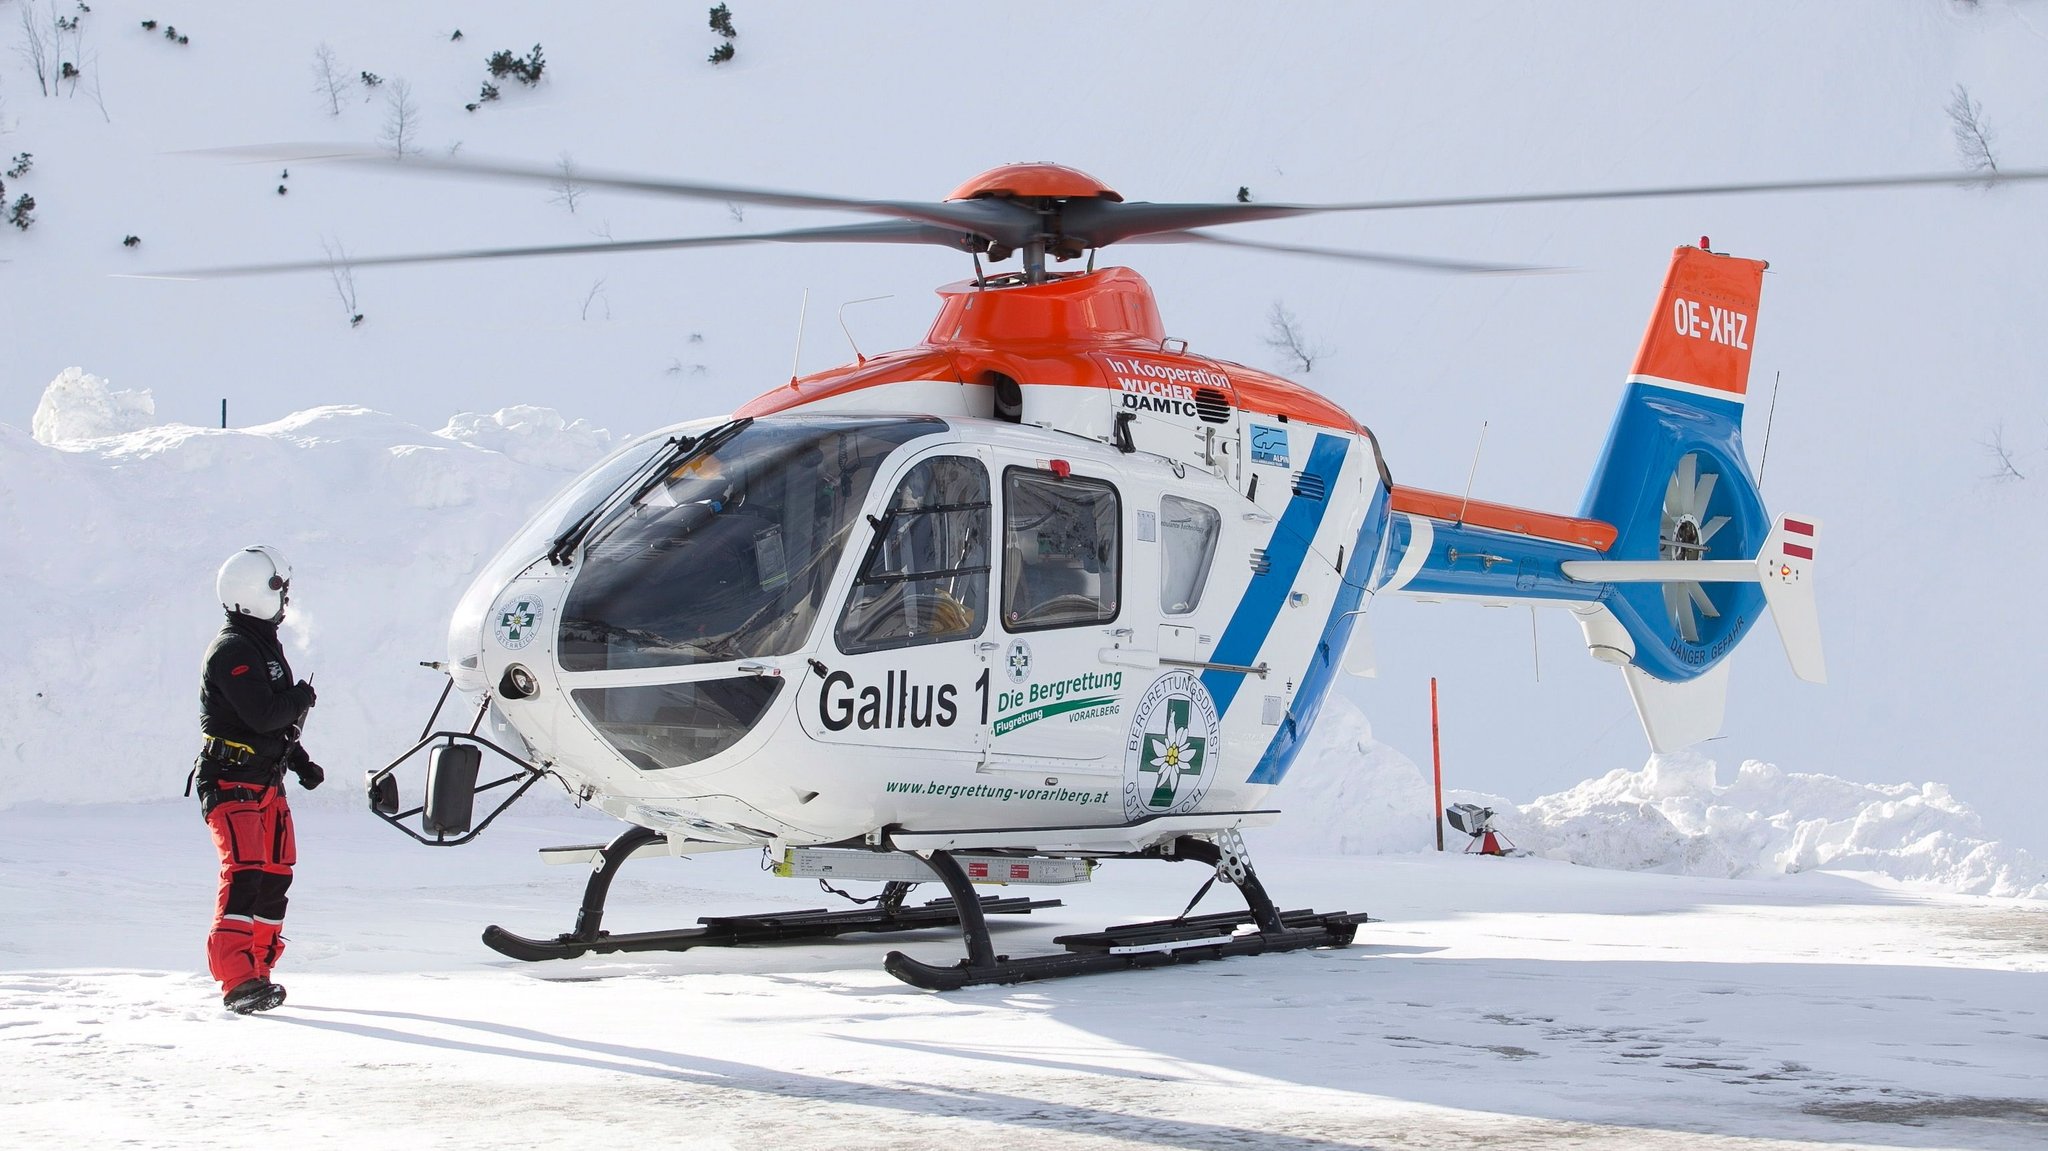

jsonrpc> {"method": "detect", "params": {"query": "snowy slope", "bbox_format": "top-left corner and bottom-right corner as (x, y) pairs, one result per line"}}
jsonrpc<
(1, 374), (610, 805)
(0, 0), (2039, 831)
(5, 2), (2048, 834)
(4, 2), (2044, 839)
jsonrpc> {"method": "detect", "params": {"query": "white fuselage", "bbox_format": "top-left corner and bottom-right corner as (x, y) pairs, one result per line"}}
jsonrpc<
(452, 410), (1380, 854)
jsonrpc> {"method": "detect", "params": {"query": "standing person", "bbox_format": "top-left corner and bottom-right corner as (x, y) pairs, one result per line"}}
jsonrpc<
(193, 545), (324, 1014)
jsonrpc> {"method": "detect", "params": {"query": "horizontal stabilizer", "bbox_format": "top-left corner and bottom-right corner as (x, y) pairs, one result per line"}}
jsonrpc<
(1757, 514), (1824, 683)
(1559, 511), (1824, 685)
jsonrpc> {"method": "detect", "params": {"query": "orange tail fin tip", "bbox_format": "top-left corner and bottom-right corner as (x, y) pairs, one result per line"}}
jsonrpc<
(1629, 245), (1767, 399)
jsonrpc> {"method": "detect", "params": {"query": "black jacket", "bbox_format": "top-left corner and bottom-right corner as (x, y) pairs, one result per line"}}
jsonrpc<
(199, 613), (313, 786)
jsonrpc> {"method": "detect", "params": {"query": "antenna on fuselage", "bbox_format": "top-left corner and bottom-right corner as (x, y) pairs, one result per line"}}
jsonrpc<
(1456, 420), (1489, 525)
(1756, 370), (1782, 490)
(837, 295), (892, 366)
(787, 287), (810, 389)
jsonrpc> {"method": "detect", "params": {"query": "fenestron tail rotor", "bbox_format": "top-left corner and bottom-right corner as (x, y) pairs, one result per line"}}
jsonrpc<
(1658, 451), (1733, 643)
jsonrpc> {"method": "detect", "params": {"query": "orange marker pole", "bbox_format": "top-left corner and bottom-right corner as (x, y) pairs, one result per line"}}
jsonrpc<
(1431, 676), (1444, 852)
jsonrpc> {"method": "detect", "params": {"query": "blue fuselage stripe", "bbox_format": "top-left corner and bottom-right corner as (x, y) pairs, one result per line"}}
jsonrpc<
(1203, 433), (1349, 721)
(1247, 482), (1388, 786)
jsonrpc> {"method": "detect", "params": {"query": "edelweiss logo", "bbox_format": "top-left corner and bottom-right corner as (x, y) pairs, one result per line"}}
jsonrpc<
(1122, 670), (1218, 820)
(1005, 639), (1032, 684)
(1139, 700), (1207, 808)
(492, 594), (545, 651)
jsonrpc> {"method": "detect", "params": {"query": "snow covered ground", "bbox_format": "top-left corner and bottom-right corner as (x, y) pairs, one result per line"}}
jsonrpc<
(3, 0), (2046, 831)
(5, 799), (2045, 1150)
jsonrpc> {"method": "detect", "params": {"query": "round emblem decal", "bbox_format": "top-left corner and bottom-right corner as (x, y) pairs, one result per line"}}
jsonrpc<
(1122, 670), (1219, 820)
(492, 592), (546, 651)
(1005, 639), (1033, 684)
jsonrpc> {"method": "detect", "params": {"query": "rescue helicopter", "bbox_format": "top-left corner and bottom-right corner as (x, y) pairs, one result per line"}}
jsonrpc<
(180, 155), (2045, 989)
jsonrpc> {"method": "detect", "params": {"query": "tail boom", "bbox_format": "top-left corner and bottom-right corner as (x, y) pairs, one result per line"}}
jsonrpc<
(1370, 244), (1819, 752)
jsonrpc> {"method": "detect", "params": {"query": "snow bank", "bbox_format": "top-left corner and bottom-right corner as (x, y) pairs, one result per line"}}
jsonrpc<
(1432, 755), (2046, 899)
(1273, 698), (2044, 899)
(437, 405), (612, 471)
(0, 403), (609, 809)
(1272, 696), (1438, 855)
(31, 368), (157, 445)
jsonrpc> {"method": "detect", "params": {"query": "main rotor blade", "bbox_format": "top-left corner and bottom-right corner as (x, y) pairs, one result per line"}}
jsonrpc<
(1278, 167), (2048, 216)
(198, 145), (1030, 244)
(146, 221), (982, 278)
(187, 146), (2048, 257)
(1131, 229), (1563, 275)
(1064, 169), (2048, 246)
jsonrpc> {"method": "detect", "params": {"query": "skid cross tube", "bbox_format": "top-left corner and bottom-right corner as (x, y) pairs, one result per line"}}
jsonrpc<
(919, 850), (996, 968)
(1174, 835), (1286, 933)
(571, 824), (663, 940)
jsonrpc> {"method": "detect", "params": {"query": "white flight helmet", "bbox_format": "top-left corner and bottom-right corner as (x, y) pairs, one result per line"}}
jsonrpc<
(217, 545), (292, 621)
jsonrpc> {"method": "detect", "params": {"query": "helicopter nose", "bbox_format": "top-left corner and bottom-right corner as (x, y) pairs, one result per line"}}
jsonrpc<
(477, 579), (562, 698)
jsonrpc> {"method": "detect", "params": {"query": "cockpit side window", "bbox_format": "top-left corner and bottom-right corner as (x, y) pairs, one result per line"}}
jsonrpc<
(836, 456), (990, 654)
(1159, 495), (1221, 615)
(1002, 467), (1121, 632)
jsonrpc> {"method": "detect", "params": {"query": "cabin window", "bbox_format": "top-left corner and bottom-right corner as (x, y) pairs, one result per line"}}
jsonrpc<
(1002, 468), (1121, 631)
(836, 456), (990, 654)
(1159, 495), (1220, 614)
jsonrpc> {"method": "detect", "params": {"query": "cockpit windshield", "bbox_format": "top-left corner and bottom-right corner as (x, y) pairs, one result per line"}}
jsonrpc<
(558, 415), (940, 671)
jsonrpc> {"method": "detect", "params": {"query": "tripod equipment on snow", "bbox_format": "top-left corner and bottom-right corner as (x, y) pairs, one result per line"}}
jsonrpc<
(1446, 802), (1515, 856)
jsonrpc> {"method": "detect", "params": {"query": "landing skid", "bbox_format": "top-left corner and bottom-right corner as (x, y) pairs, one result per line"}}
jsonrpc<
(884, 833), (1366, 990)
(884, 907), (1366, 990)
(482, 896), (1058, 962)
(481, 824), (1060, 964)
(482, 824), (1366, 989)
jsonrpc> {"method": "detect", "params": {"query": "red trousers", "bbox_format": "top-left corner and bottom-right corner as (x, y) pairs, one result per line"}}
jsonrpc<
(205, 784), (296, 992)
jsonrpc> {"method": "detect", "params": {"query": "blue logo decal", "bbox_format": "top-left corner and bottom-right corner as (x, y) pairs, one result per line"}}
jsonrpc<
(1250, 424), (1290, 466)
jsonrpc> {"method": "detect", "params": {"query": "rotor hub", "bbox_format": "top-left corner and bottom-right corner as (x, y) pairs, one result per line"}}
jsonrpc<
(946, 163), (1122, 203)
(1663, 517), (1703, 559)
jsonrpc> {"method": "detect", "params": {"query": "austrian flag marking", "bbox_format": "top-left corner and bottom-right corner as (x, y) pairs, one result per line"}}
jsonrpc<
(1782, 517), (1815, 560)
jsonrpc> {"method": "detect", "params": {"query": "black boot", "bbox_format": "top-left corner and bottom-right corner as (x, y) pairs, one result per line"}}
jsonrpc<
(223, 978), (287, 1014)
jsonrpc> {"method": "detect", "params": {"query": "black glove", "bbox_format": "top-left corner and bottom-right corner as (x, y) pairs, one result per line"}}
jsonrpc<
(293, 679), (318, 709)
(198, 780), (222, 818)
(293, 759), (325, 790)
